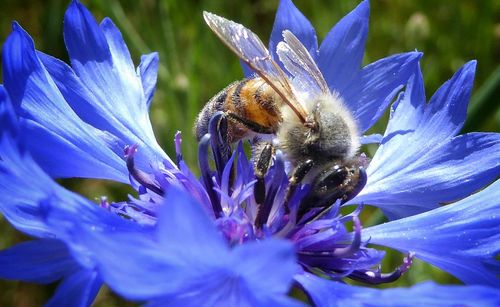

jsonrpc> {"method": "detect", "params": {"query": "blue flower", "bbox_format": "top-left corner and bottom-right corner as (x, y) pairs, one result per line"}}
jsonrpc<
(351, 61), (500, 220)
(0, 0), (499, 306)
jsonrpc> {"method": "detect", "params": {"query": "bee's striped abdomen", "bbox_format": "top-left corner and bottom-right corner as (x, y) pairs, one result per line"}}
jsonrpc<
(194, 77), (282, 143)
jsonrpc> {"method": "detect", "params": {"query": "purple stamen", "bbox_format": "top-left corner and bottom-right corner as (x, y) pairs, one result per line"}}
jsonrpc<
(330, 215), (362, 257)
(100, 196), (109, 209)
(255, 152), (286, 229)
(124, 145), (164, 196)
(198, 134), (223, 218)
(174, 131), (183, 166)
(208, 112), (232, 182)
(297, 216), (362, 260)
(347, 253), (415, 284)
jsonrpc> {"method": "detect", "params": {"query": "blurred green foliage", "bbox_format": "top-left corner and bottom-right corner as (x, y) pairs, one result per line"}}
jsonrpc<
(0, 0), (498, 306)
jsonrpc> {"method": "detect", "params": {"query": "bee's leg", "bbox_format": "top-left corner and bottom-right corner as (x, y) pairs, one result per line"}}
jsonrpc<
(225, 112), (275, 134)
(283, 159), (314, 214)
(253, 141), (278, 229)
(209, 112), (232, 176)
(253, 141), (274, 205)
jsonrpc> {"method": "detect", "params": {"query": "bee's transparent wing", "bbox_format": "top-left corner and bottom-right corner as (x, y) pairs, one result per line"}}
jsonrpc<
(203, 11), (307, 123)
(277, 30), (330, 98)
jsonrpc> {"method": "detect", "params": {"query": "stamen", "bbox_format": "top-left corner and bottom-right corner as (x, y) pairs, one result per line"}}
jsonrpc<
(124, 145), (164, 196)
(347, 253), (414, 284)
(174, 131), (183, 166)
(208, 112), (232, 181)
(297, 216), (362, 258)
(330, 215), (362, 257)
(198, 134), (223, 218)
(100, 196), (109, 209)
(255, 152), (285, 229)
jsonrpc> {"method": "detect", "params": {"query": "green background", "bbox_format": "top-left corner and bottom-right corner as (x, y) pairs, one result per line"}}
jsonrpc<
(0, 0), (498, 306)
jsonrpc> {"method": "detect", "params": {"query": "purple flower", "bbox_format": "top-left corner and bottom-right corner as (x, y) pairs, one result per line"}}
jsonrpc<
(0, 0), (499, 306)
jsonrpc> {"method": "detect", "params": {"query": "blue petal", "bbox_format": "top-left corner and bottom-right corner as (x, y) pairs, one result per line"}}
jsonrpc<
(318, 0), (369, 92)
(53, 188), (228, 299)
(65, 228), (185, 299)
(363, 181), (500, 287)
(354, 63), (499, 219)
(2, 22), (128, 182)
(0, 93), (64, 237)
(426, 60), (476, 139)
(0, 239), (78, 283)
(156, 187), (228, 259)
(38, 50), (168, 173)
(379, 61), (476, 144)
(270, 0), (318, 62)
(138, 52), (159, 107)
(62, 188), (298, 305)
(46, 269), (102, 307)
(64, 2), (151, 141)
(360, 133), (382, 145)
(0, 130), (125, 239)
(357, 132), (500, 219)
(64, 1), (170, 169)
(148, 294), (303, 307)
(36, 52), (113, 133)
(296, 273), (500, 306)
(0, 96), (136, 239)
(149, 240), (299, 307)
(0, 86), (20, 143)
(100, 17), (135, 76)
(230, 240), (298, 298)
(341, 52), (422, 133)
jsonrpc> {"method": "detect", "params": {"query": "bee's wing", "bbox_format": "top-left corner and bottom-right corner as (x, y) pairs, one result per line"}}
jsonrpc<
(277, 30), (330, 98)
(203, 12), (307, 123)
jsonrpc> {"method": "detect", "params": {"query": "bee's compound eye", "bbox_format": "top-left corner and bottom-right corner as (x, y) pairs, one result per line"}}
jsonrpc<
(342, 167), (367, 204)
(299, 165), (349, 210)
(315, 167), (348, 192)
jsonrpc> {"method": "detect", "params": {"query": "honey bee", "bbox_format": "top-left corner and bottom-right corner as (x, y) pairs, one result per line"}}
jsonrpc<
(196, 12), (367, 222)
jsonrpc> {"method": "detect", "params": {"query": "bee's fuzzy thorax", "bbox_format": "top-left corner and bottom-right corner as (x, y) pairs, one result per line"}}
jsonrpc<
(277, 93), (360, 166)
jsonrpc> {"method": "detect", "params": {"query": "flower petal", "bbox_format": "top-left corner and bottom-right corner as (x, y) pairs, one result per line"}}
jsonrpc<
(46, 269), (102, 307)
(0, 94), (138, 241)
(100, 17), (135, 77)
(63, 1), (170, 169)
(270, 0), (318, 62)
(360, 133), (382, 145)
(341, 52), (422, 133)
(230, 240), (298, 297)
(55, 187), (298, 305)
(64, 1), (143, 130)
(38, 50), (167, 173)
(425, 60), (476, 139)
(148, 293), (303, 307)
(355, 63), (499, 219)
(0, 239), (78, 284)
(155, 187), (228, 258)
(318, 0), (369, 92)
(2, 22), (128, 182)
(148, 239), (300, 307)
(379, 61), (476, 146)
(357, 132), (500, 219)
(138, 52), (159, 107)
(0, 90), (70, 237)
(363, 181), (500, 287)
(296, 273), (500, 306)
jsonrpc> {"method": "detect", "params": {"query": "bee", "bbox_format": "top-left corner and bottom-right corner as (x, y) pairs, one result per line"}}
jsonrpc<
(196, 12), (367, 222)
